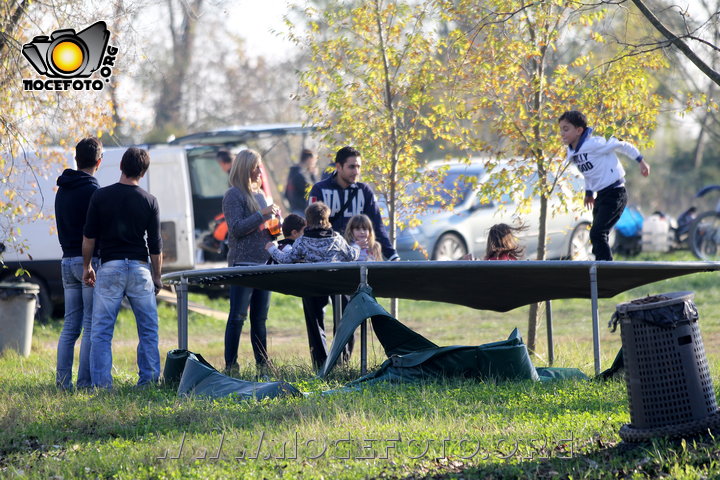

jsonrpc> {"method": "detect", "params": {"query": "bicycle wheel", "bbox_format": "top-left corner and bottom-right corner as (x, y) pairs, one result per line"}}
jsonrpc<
(689, 211), (720, 260)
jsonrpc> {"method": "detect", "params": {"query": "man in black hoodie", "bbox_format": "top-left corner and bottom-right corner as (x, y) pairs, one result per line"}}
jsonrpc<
(54, 137), (102, 390)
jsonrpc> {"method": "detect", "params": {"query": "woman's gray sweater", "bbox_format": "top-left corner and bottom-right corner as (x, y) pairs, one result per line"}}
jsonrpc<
(222, 187), (273, 266)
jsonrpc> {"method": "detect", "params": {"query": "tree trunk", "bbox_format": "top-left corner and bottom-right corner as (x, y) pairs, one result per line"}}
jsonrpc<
(527, 192), (548, 353)
(374, 0), (400, 317)
(0, 0), (30, 56)
(153, 0), (204, 135)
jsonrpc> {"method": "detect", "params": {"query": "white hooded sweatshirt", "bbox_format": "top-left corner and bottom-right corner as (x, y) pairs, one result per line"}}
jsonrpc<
(566, 127), (643, 194)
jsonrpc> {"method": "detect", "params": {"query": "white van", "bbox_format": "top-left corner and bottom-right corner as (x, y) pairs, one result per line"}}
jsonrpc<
(1, 124), (315, 320)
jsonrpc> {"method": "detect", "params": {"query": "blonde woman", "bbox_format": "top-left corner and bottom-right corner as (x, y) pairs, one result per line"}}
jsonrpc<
(222, 149), (280, 373)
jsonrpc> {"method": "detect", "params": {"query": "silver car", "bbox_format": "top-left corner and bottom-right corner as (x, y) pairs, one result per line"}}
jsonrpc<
(393, 161), (594, 261)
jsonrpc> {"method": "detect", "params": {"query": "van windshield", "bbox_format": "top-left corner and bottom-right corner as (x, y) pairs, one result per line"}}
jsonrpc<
(187, 154), (229, 198)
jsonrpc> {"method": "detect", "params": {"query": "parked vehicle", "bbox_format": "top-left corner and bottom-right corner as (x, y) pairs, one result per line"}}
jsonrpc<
(393, 161), (594, 261)
(1, 124), (315, 320)
(688, 185), (720, 261)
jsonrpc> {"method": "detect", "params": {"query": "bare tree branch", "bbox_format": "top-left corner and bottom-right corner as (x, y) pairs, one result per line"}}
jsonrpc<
(629, 0), (720, 86)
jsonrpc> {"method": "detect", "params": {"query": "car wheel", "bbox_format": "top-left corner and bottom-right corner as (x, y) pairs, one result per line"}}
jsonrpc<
(689, 211), (720, 261)
(432, 233), (467, 261)
(568, 222), (594, 260)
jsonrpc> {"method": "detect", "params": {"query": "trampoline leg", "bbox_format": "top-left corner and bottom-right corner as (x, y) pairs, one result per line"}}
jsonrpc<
(358, 265), (369, 375)
(177, 276), (189, 350)
(589, 265), (601, 375)
(360, 320), (367, 375)
(545, 300), (554, 365)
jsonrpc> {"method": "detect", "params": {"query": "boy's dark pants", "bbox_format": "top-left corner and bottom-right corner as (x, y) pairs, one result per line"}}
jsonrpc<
(591, 186), (627, 261)
(302, 295), (353, 370)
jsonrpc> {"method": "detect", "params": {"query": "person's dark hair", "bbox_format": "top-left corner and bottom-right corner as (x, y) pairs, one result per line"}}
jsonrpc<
(300, 149), (315, 164)
(485, 223), (527, 260)
(216, 149), (233, 165)
(558, 110), (588, 130)
(120, 147), (151, 178)
(305, 202), (331, 229)
(334, 146), (361, 166)
(282, 213), (306, 237)
(75, 137), (102, 170)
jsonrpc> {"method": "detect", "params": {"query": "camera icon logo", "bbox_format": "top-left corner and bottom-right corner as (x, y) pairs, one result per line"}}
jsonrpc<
(22, 21), (109, 78)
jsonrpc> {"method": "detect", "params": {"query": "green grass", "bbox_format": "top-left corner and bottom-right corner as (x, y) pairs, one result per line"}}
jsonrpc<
(2, 252), (720, 479)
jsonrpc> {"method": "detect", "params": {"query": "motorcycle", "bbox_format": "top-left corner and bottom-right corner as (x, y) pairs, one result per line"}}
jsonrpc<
(687, 185), (720, 261)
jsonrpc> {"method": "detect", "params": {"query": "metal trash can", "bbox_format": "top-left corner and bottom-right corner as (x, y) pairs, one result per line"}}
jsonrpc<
(611, 291), (720, 442)
(0, 282), (40, 357)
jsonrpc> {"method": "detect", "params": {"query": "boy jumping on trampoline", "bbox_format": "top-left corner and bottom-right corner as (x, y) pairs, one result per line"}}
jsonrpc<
(559, 110), (650, 261)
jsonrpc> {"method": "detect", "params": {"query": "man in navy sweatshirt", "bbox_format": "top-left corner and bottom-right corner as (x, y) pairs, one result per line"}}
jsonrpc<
(303, 146), (398, 367)
(54, 137), (102, 390)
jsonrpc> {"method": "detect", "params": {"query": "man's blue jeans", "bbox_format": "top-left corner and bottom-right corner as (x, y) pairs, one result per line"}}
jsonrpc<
(56, 256), (98, 389)
(90, 259), (160, 388)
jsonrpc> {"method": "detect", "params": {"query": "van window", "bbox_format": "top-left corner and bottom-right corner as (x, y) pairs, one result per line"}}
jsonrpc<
(187, 154), (229, 199)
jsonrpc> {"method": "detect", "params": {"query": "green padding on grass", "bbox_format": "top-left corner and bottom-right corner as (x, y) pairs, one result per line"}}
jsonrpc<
(536, 367), (589, 381)
(162, 349), (189, 384)
(318, 286), (437, 377)
(320, 286), (583, 385)
(163, 349), (215, 384)
(347, 328), (541, 386)
(177, 354), (302, 400)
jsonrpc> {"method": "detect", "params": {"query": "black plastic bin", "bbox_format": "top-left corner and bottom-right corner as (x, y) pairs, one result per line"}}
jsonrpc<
(613, 291), (720, 442)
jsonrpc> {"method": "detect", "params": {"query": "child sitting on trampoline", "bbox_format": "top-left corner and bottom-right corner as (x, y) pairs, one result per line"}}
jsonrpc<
(344, 214), (383, 261)
(265, 202), (358, 263)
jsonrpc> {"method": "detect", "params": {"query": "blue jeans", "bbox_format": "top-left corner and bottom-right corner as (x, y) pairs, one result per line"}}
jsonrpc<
(56, 256), (98, 389)
(90, 259), (160, 388)
(225, 285), (271, 368)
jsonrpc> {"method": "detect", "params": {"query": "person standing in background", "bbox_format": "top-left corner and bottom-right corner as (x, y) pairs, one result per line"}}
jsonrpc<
(55, 137), (102, 390)
(304, 146), (399, 366)
(285, 149), (318, 216)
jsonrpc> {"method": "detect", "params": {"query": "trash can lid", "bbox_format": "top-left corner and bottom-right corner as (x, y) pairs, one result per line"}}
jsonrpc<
(0, 282), (41, 298)
(616, 291), (694, 313)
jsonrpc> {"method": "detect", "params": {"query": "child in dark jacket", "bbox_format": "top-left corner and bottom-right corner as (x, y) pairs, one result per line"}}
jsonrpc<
(265, 202), (358, 263)
(265, 203), (358, 371)
(266, 214), (305, 264)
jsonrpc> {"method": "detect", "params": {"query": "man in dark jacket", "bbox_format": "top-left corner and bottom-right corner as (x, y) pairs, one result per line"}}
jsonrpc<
(303, 146), (399, 368)
(285, 149), (318, 216)
(54, 137), (102, 390)
(82, 147), (163, 389)
(308, 146), (397, 260)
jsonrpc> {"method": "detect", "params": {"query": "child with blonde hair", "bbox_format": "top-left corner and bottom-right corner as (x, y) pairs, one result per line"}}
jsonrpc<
(344, 214), (382, 261)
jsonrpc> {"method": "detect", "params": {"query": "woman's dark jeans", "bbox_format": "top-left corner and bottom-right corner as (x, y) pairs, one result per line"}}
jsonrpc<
(224, 285), (271, 368)
(591, 186), (628, 261)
